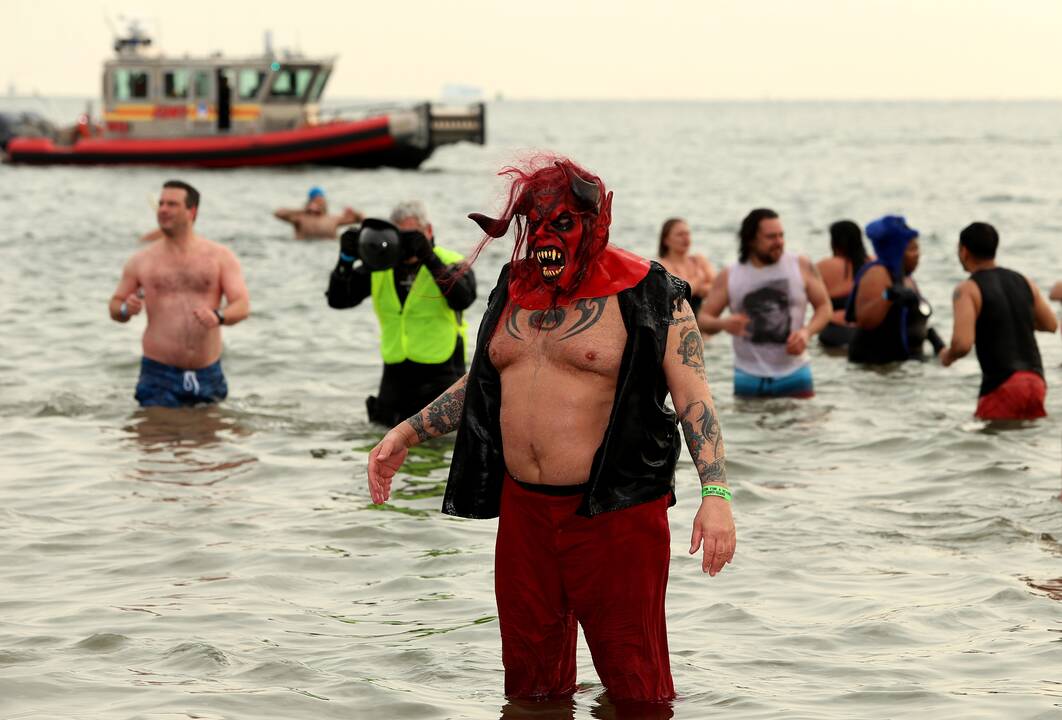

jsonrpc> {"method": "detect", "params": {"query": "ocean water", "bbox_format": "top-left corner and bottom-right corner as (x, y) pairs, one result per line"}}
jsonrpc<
(1, 99), (1060, 719)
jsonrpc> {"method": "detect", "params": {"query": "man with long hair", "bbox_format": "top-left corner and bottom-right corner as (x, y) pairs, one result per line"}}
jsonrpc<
(698, 208), (831, 398)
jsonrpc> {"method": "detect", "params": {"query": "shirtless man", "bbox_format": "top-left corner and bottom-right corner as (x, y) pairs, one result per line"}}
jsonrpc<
(109, 180), (250, 407)
(367, 157), (736, 705)
(274, 186), (363, 240)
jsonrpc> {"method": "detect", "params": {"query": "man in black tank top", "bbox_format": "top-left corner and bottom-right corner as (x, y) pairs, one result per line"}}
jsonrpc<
(939, 223), (1058, 420)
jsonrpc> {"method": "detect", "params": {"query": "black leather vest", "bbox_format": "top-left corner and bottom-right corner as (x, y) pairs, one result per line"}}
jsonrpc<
(442, 261), (690, 519)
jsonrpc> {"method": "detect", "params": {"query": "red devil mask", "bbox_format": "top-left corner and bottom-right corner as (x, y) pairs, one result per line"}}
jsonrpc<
(468, 158), (648, 310)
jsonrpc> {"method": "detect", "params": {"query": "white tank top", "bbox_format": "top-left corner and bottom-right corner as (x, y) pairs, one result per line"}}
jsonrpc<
(726, 252), (809, 377)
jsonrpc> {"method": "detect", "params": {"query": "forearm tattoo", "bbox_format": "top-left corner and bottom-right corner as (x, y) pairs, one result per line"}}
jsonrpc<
(426, 383), (466, 437)
(406, 383), (466, 441)
(679, 400), (727, 486)
(677, 326), (707, 381)
(408, 413), (430, 443)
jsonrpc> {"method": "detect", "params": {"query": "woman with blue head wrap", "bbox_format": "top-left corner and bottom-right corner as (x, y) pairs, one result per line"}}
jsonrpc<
(845, 215), (943, 364)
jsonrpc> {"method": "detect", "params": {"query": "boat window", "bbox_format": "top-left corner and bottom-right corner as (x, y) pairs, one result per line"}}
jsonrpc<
(114, 68), (151, 101)
(269, 67), (315, 99)
(193, 71), (210, 99)
(308, 68), (331, 101)
(163, 70), (190, 100)
(237, 69), (265, 100)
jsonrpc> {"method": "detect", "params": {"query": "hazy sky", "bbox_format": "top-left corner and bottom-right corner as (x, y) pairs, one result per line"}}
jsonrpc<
(4, 0), (1060, 100)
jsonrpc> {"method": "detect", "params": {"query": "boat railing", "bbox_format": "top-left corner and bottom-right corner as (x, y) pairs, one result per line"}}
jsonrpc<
(319, 101), (486, 148)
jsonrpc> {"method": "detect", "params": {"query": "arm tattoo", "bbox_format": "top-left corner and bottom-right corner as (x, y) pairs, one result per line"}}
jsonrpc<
(952, 287), (963, 303)
(425, 384), (466, 437)
(668, 313), (695, 326)
(679, 400), (726, 485)
(407, 413), (430, 443)
(405, 384), (466, 441)
(677, 327), (707, 380)
(559, 297), (607, 340)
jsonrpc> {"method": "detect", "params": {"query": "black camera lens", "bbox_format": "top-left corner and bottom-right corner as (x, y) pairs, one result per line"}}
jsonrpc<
(358, 219), (403, 271)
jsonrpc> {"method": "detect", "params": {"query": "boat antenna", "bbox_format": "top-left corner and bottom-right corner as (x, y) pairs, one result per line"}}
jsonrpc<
(103, 9), (118, 40)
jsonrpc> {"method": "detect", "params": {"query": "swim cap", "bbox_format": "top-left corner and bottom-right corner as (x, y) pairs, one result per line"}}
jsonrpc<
(308, 186), (325, 200)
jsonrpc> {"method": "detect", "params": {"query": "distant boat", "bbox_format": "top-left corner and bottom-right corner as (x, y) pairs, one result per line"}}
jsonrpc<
(2, 23), (485, 169)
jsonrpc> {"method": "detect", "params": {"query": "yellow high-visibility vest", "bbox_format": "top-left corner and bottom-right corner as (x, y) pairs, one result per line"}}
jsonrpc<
(371, 247), (468, 364)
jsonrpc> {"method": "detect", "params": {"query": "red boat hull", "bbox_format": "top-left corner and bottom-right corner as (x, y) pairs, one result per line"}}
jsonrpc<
(4, 115), (435, 169)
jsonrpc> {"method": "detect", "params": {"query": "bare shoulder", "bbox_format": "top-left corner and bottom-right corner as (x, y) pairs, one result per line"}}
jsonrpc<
(131, 240), (162, 265)
(816, 256), (838, 272)
(202, 237), (240, 263)
(953, 279), (979, 302)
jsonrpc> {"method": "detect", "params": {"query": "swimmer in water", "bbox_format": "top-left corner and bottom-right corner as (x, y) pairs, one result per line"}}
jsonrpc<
(657, 217), (716, 316)
(816, 220), (870, 349)
(274, 186), (363, 240)
(847, 216), (944, 364)
(109, 180), (250, 407)
(939, 222), (1057, 420)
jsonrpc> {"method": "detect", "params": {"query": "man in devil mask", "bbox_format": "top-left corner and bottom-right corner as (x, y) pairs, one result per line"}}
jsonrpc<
(366, 156), (736, 704)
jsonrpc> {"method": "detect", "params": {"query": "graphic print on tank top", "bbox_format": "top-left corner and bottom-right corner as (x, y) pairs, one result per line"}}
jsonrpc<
(743, 280), (791, 344)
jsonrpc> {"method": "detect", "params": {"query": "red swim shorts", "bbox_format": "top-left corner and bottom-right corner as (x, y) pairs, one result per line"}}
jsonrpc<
(494, 475), (675, 703)
(975, 371), (1047, 421)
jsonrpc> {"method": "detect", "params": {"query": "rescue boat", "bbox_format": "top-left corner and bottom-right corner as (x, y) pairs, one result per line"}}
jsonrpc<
(2, 25), (485, 169)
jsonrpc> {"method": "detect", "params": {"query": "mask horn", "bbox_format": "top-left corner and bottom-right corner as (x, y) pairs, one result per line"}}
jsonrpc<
(468, 213), (512, 238)
(556, 161), (599, 211)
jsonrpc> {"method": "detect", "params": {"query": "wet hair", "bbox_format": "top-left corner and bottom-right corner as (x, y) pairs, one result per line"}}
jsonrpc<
(658, 218), (685, 258)
(162, 180), (200, 210)
(738, 208), (778, 263)
(390, 199), (429, 228)
(829, 220), (869, 276)
(959, 222), (999, 259)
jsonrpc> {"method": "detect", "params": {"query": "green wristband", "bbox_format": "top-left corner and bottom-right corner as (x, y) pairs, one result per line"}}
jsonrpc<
(701, 484), (732, 501)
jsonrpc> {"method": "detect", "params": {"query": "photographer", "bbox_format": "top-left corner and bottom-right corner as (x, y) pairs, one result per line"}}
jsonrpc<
(327, 201), (475, 425)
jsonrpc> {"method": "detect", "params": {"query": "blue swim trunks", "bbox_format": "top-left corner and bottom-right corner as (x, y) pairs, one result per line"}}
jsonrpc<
(134, 356), (228, 408)
(734, 364), (814, 398)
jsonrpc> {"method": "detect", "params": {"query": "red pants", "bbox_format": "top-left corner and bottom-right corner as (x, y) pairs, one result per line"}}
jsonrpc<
(495, 475), (674, 702)
(975, 371), (1047, 420)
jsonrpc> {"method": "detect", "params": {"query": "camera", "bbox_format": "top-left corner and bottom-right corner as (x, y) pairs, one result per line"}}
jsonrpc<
(347, 218), (430, 271)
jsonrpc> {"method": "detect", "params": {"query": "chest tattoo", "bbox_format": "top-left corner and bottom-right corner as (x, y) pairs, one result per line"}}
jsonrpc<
(503, 296), (609, 343)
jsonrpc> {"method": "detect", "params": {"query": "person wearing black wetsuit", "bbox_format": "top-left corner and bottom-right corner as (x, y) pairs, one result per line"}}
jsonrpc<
(326, 200), (476, 426)
(939, 222), (1057, 420)
(847, 216), (943, 364)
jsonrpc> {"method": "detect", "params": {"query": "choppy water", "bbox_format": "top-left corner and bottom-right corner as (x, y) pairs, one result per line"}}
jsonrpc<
(1, 99), (1061, 719)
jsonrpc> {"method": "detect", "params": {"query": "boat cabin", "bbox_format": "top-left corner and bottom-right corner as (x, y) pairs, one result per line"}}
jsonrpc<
(101, 29), (334, 138)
